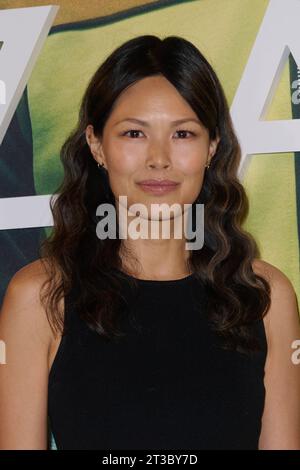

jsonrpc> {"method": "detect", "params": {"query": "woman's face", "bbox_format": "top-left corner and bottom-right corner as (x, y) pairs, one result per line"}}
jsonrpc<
(86, 75), (219, 221)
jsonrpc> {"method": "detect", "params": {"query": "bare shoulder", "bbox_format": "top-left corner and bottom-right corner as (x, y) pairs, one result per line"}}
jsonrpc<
(252, 259), (299, 321)
(0, 258), (60, 448)
(251, 257), (300, 347)
(252, 258), (298, 310)
(9, 257), (54, 287)
(252, 257), (295, 289)
(3, 258), (48, 311)
(252, 261), (300, 449)
(0, 258), (58, 349)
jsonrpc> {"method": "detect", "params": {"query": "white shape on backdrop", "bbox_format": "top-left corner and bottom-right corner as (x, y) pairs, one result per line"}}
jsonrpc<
(0, 5), (59, 229)
(0, 194), (56, 229)
(0, 0), (299, 229)
(231, 0), (300, 179)
(0, 5), (59, 145)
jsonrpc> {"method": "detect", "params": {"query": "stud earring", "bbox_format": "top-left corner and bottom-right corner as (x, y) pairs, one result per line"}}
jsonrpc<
(97, 162), (105, 168)
(206, 153), (215, 169)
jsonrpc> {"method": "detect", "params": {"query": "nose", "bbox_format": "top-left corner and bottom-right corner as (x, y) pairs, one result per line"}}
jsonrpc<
(146, 141), (172, 169)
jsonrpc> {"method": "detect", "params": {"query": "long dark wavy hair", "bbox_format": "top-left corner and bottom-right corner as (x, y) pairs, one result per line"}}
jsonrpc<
(39, 34), (271, 355)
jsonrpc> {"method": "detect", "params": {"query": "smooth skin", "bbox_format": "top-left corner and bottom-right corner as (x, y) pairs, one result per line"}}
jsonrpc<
(0, 76), (299, 449)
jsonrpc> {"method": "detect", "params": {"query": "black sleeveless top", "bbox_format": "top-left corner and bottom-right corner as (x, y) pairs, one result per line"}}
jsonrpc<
(48, 271), (267, 450)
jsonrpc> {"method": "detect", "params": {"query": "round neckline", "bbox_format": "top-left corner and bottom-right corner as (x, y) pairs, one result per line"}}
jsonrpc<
(115, 268), (196, 285)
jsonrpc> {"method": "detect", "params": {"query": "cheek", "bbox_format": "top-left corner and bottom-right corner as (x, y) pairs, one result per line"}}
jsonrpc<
(180, 158), (205, 176)
(105, 140), (142, 175)
(175, 147), (207, 200)
(175, 141), (207, 172)
(103, 142), (140, 200)
(177, 153), (206, 190)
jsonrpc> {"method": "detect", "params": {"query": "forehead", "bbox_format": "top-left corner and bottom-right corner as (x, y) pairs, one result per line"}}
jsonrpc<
(108, 76), (199, 123)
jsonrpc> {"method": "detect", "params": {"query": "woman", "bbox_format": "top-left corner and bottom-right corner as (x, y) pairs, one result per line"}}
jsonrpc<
(0, 35), (299, 450)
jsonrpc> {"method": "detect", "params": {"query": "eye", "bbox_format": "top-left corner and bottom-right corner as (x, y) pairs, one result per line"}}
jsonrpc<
(121, 129), (196, 139)
(122, 129), (144, 138)
(174, 130), (196, 139)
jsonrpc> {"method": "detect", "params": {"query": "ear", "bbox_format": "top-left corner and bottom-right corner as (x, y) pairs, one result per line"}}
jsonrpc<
(208, 132), (220, 160)
(85, 124), (105, 164)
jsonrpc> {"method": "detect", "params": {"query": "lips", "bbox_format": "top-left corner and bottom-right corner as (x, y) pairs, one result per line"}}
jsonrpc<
(137, 179), (179, 186)
(136, 179), (180, 195)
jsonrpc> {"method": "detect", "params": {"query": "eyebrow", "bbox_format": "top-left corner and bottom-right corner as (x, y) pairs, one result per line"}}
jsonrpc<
(113, 117), (203, 127)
